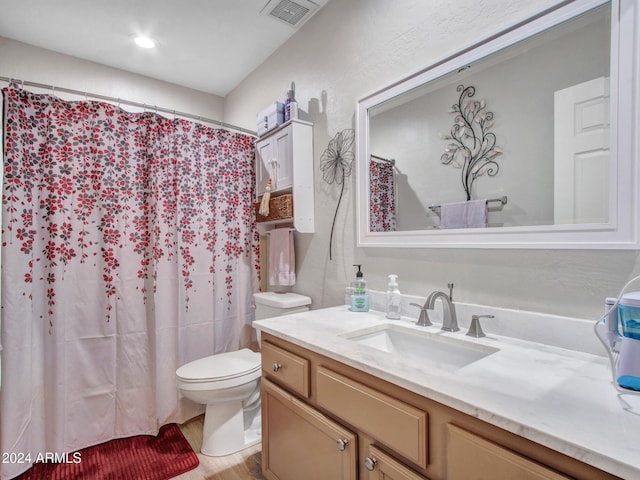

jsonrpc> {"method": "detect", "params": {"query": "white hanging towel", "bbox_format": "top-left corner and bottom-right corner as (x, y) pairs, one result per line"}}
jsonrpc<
(269, 228), (296, 286)
(440, 199), (488, 229)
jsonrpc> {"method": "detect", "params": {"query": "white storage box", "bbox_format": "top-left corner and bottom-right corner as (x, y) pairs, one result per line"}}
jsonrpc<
(257, 102), (284, 136)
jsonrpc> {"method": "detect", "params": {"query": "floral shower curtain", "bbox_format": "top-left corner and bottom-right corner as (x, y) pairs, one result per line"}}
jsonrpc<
(369, 158), (396, 232)
(0, 86), (259, 479)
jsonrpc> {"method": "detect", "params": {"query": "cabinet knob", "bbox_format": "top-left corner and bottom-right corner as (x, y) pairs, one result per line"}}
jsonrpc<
(364, 456), (378, 471)
(336, 438), (349, 451)
(272, 363), (282, 373)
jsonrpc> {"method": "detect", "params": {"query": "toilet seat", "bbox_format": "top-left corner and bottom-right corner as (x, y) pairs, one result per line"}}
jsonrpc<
(175, 348), (263, 456)
(176, 348), (261, 384)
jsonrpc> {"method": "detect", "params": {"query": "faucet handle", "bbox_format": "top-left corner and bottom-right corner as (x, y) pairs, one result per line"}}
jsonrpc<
(466, 314), (494, 338)
(410, 302), (433, 327)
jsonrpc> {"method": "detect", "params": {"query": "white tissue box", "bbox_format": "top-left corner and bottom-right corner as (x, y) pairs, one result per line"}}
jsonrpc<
(257, 102), (284, 136)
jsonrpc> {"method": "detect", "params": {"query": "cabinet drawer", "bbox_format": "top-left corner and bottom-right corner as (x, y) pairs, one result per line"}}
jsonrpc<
(316, 367), (428, 469)
(261, 341), (310, 398)
(446, 424), (571, 480)
(365, 445), (429, 480)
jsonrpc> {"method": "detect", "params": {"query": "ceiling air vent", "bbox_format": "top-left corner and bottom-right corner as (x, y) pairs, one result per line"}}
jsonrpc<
(260, 0), (326, 29)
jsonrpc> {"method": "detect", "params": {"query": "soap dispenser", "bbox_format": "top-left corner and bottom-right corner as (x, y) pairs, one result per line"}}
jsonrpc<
(385, 274), (401, 319)
(350, 264), (369, 312)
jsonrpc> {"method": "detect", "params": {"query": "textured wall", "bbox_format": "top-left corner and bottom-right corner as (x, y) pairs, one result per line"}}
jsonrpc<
(224, 0), (640, 320)
(0, 36), (224, 120)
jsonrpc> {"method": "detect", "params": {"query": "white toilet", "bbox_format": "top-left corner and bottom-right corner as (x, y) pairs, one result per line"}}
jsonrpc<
(253, 291), (312, 345)
(253, 291), (312, 319)
(175, 291), (311, 457)
(176, 348), (262, 456)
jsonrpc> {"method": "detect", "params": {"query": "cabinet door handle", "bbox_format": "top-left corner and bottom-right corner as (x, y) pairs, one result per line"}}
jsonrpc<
(364, 456), (378, 471)
(272, 363), (282, 373)
(336, 439), (349, 451)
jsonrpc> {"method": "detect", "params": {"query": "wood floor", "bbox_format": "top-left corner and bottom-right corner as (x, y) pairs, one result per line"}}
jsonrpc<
(174, 415), (264, 480)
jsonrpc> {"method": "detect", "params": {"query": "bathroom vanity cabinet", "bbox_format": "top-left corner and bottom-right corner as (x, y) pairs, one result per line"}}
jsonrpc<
(255, 119), (314, 233)
(260, 334), (620, 480)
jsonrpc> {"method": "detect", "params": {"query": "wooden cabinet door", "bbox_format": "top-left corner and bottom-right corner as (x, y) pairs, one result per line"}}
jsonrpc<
(262, 379), (357, 480)
(365, 445), (429, 480)
(446, 424), (571, 480)
(317, 367), (428, 469)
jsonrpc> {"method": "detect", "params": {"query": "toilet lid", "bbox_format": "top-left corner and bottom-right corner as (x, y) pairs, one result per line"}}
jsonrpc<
(253, 291), (311, 309)
(176, 348), (261, 382)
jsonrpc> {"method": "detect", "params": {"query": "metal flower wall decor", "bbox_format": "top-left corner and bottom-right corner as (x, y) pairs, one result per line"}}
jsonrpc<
(441, 85), (502, 201)
(320, 129), (355, 260)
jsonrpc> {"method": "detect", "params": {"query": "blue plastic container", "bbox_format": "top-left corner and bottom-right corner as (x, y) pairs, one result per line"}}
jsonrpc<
(619, 292), (640, 340)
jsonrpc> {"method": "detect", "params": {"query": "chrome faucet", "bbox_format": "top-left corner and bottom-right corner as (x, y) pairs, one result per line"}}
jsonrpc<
(426, 291), (459, 332)
(409, 302), (432, 326)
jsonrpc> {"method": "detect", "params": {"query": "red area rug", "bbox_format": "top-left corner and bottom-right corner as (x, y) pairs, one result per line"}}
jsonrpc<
(16, 423), (199, 480)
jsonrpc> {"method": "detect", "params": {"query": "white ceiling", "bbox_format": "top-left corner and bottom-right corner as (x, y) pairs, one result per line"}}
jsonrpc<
(0, 0), (328, 97)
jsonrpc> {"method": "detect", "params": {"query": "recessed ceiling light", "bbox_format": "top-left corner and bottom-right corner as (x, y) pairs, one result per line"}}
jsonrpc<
(134, 35), (156, 49)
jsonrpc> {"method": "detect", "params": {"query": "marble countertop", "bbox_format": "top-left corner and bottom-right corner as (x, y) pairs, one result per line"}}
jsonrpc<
(253, 306), (640, 479)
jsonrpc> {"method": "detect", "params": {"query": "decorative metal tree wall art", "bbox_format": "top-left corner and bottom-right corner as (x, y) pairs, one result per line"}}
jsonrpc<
(441, 85), (502, 201)
(320, 129), (355, 260)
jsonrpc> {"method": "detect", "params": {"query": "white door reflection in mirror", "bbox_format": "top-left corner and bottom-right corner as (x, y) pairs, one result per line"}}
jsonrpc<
(554, 77), (610, 225)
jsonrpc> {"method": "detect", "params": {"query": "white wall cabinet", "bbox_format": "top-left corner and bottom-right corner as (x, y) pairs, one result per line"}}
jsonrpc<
(255, 119), (314, 233)
(256, 127), (293, 196)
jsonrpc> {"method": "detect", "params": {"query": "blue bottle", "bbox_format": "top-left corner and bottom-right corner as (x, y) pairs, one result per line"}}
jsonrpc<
(350, 264), (369, 312)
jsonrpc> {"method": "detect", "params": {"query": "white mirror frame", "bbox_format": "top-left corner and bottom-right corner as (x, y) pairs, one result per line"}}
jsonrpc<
(356, 0), (639, 249)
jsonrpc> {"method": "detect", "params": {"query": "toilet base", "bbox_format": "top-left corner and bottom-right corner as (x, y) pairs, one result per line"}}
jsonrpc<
(201, 400), (261, 457)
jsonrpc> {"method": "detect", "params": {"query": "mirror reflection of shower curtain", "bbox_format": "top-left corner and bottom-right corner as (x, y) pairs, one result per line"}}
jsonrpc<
(369, 158), (397, 232)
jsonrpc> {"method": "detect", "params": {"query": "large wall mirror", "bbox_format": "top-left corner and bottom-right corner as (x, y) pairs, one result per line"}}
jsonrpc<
(356, 0), (639, 248)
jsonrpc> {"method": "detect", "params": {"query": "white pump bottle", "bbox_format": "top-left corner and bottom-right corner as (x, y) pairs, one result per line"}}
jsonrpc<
(385, 274), (401, 319)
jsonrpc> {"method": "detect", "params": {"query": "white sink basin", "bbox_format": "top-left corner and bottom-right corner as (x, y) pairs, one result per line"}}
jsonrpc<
(343, 323), (499, 371)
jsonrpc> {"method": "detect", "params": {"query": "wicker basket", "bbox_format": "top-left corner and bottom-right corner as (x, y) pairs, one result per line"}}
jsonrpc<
(255, 193), (293, 222)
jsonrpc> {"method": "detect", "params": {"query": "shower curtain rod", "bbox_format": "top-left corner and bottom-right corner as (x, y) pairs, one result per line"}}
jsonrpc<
(0, 76), (257, 137)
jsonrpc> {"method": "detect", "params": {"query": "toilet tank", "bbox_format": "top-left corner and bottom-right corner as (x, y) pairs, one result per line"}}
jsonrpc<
(253, 292), (311, 320)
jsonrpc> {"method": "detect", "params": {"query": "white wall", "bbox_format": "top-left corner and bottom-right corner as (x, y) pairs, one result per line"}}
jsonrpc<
(0, 36), (225, 120)
(224, 0), (640, 320)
